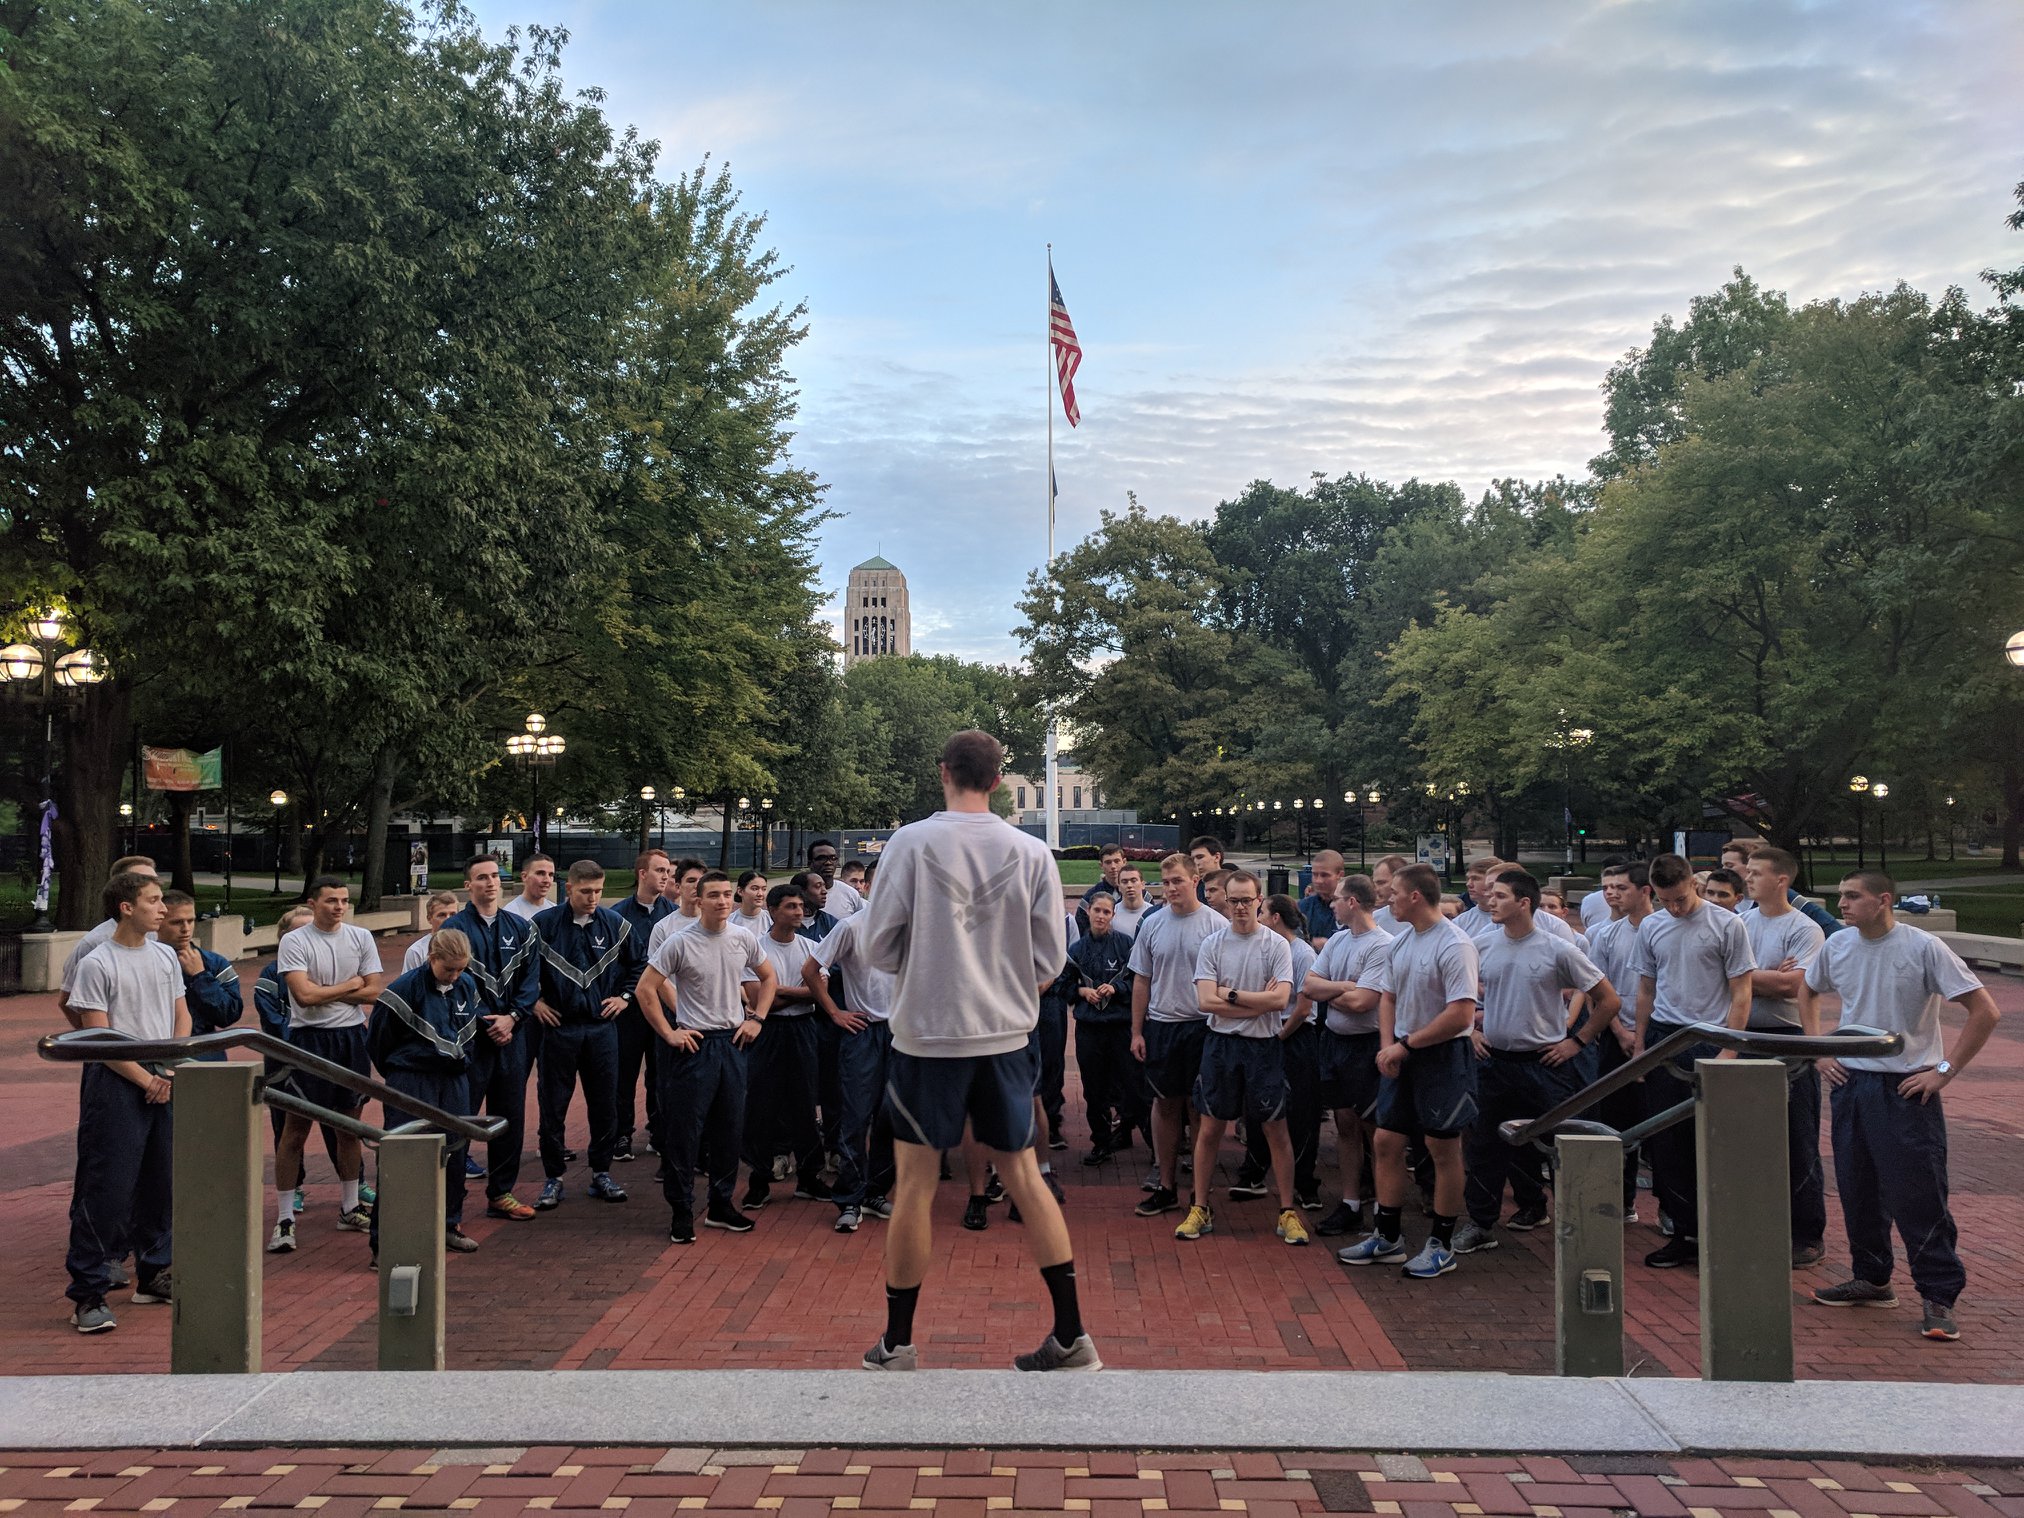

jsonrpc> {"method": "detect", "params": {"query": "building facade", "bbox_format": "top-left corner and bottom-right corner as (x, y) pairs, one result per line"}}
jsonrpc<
(1002, 763), (1135, 824)
(845, 556), (911, 667)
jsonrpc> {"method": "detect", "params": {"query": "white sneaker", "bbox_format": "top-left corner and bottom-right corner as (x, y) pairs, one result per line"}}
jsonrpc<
(862, 1337), (918, 1370)
(1014, 1333), (1103, 1371)
(267, 1219), (297, 1253)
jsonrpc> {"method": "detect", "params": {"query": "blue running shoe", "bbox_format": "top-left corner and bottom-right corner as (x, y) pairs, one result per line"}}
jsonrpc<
(1336, 1232), (1409, 1266)
(1402, 1239), (1457, 1278)
(536, 1178), (564, 1210)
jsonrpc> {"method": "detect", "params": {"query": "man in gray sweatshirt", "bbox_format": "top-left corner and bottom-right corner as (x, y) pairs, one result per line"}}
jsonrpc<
(859, 729), (1095, 1372)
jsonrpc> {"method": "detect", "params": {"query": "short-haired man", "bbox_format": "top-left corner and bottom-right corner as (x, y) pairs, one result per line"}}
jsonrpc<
(1449, 857), (1505, 937)
(1188, 835), (1225, 877)
(859, 729), (1091, 1371)
(788, 869), (839, 942)
(650, 859), (708, 946)
(1062, 893), (1139, 1166)
(401, 891), (464, 973)
(1176, 871), (1304, 1246)
(1580, 857), (1629, 933)
(808, 899), (901, 1232)
(255, 905), (342, 1217)
(1742, 847), (1829, 1267)
(1339, 863), (1479, 1279)
(1701, 868), (1745, 912)
(1305, 874), (1394, 1238)
(1632, 853), (1755, 1269)
(1299, 851), (1346, 947)
(270, 877), (384, 1252)
(636, 871), (774, 1242)
(1452, 870), (1617, 1255)
(1129, 852), (1224, 1216)
(1718, 840), (1757, 877)
(1585, 861), (1653, 1217)
(1111, 865), (1153, 938)
(1369, 855), (1410, 934)
(740, 883), (832, 1210)
(504, 853), (556, 921)
(1806, 871), (2001, 1341)
(59, 856), (161, 1027)
(1075, 844), (1128, 930)
(531, 862), (643, 1210)
(611, 850), (676, 1165)
(840, 858), (868, 893)
(63, 872), (187, 1333)
(366, 926), (483, 1260)
(807, 840), (865, 919)
(1200, 869), (1231, 920)
(159, 889), (243, 1054)
(445, 856), (542, 1221)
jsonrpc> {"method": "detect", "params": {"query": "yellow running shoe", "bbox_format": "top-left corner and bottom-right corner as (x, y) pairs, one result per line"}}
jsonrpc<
(1277, 1208), (1310, 1246)
(1175, 1203), (1214, 1240)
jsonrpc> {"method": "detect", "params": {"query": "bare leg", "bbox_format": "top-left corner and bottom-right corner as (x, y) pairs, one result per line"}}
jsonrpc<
(1190, 1116), (1226, 1207)
(1152, 1096), (1186, 1190)
(276, 1115), (310, 1192)
(1425, 1133), (1464, 1218)
(885, 1141), (940, 1291)
(993, 1146), (1072, 1267)
(1373, 1128), (1410, 1211)
(1333, 1109), (1366, 1200)
(1262, 1119), (1296, 1210)
(334, 1131), (363, 1183)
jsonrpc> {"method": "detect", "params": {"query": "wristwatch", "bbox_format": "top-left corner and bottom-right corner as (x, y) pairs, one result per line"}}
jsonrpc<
(1935, 1059), (1954, 1078)
(1225, 988), (1239, 1007)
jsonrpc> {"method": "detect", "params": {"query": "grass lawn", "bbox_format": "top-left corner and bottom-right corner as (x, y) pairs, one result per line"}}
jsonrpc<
(1931, 885), (2024, 938)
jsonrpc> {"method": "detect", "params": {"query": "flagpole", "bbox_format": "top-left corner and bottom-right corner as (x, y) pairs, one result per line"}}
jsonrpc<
(1044, 244), (1061, 853)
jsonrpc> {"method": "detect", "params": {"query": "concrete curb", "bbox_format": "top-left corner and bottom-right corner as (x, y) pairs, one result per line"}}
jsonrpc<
(3, 1371), (2022, 1458)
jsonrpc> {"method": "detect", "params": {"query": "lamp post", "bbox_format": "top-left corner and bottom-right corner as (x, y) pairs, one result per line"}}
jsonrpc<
(1849, 775), (1870, 869)
(639, 785), (656, 854)
(1872, 782), (1890, 873)
(1, 607), (108, 932)
(665, 785), (684, 850)
(505, 714), (564, 853)
(1546, 714), (1595, 866)
(1945, 793), (1957, 861)
(119, 802), (134, 856)
(269, 790), (289, 894)
(760, 797), (774, 869)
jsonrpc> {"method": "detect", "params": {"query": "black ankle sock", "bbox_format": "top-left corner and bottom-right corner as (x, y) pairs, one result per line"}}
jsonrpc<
(1431, 1212), (1456, 1248)
(1039, 1260), (1083, 1345)
(1374, 1204), (1403, 1242)
(883, 1283), (919, 1349)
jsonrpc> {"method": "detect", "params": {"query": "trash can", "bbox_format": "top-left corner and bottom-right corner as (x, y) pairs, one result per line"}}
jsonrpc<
(1266, 866), (1291, 898)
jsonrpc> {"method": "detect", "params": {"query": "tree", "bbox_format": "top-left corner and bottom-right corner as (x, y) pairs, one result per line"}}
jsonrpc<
(838, 656), (1040, 824)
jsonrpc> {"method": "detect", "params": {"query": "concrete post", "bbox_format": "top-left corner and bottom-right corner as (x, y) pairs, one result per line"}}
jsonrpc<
(376, 1133), (446, 1371)
(1552, 1133), (1625, 1377)
(170, 1061), (263, 1374)
(1695, 1058), (1793, 1382)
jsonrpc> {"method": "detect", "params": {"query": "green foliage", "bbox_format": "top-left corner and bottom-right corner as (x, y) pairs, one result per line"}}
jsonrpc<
(837, 655), (1039, 824)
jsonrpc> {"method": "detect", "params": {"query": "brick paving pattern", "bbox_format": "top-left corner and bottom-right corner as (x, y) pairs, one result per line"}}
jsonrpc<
(3, 937), (2022, 1379)
(5, 1447), (2024, 1518)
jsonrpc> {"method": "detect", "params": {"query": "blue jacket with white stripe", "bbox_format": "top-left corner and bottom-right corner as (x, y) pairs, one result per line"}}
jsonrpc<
(368, 965), (481, 1076)
(532, 904), (644, 1024)
(444, 903), (542, 1020)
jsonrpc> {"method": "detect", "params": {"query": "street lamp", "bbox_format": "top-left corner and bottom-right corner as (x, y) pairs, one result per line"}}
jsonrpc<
(1, 606), (108, 932)
(760, 797), (774, 869)
(1547, 717), (1595, 865)
(2006, 631), (2024, 667)
(1945, 794), (1957, 861)
(1850, 774), (1870, 869)
(506, 714), (564, 851)
(639, 785), (656, 853)
(269, 790), (289, 894)
(1872, 781), (1890, 872)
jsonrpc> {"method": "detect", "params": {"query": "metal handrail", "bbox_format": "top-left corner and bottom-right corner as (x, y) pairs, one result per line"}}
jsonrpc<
(1497, 1021), (1904, 1149)
(37, 1027), (505, 1146)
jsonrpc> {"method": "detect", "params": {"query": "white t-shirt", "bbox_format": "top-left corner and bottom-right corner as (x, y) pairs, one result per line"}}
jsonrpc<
(1386, 918), (1480, 1042)
(647, 911), (704, 957)
(401, 934), (438, 973)
(70, 938), (183, 1042)
(650, 923), (764, 1032)
(1127, 904), (1223, 1023)
(1805, 922), (1982, 1073)
(732, 907), (769, 936)
(1743, 908), (1826, 1031)
(1477, 926), (1605, 1050)
(812, 912), (896, 1020)
(752, 930), (815, 1014)
(61, 918), (124, 996)
(275, 922), (382, 1029)
(1632, 902), (1755, 1029)
(826, 876), (866, 919)
(1580, 888), (1611, 931)
(1313, 923), (1394, 1036)
(1111, 900), (1152, 938)
(504, 893), (552, 921)
(1586, 914), (1646, 1032)
(1194, 924), (1295, 1040)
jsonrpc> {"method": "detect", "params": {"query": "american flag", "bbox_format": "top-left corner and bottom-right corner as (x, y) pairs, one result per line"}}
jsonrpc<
(1049, 266), (1082, 427)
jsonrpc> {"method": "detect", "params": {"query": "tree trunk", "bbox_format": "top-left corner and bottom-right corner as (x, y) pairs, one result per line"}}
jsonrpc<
(165, 791), (196, 895)
(49, 681), (132, 930)
(357, 745), (400, 911)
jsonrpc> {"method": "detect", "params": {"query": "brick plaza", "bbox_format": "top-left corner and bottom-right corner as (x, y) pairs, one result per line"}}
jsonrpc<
(3, 934), (2021, 1381)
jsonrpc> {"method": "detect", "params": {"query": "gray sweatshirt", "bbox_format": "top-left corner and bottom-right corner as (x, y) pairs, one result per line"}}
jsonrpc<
(863, 809), (1067, 1057)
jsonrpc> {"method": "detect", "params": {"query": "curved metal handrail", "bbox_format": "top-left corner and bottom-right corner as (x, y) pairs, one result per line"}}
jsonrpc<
(37, 1027), (505, 1145)
(1498, 1021), (1904, 1149)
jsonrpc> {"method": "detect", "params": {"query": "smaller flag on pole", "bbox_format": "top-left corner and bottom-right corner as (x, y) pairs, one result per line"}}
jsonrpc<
(1049, 266), (1082, 427)
(1050, 465), (1058, 540)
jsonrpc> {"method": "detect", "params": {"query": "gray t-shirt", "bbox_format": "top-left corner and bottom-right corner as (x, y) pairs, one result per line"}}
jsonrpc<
(1477, 926), (1605, 1050)
(1386, 918), (1480, 1042)
(1744, 908), (1826, 1031)
(651, 923), (764, 1031)
(276, 922), (383, 1029)
(61, 918), (129, 996)
(1586, 915), (1645, 1032)
(813, 911), (897, 1020)
(1281, 936), (1317, 1030)
(1580, 888), (1610, 931)
(503, 894), (551, 921)
(1313, 923), (1394, 1036)
(1193, 924), (1295, 1039)
(1370, 904), (1401, 935)
(646, 912), (704, 956)
(1805, 922), (1982, 1073)
(70, 938), (183, 1042)
(753, 930), (816, 1016)
(1112, 901), (1152, 938)
(1127, 904), (1223, 1023)
(1631, 902), (1755, 1029)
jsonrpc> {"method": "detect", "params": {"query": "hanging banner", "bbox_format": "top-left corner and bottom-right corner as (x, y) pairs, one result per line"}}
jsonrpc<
(143, 745), (223, 792)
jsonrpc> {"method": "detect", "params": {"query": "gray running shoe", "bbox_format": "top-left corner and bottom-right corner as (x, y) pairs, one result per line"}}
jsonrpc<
(71, 1299), (117, 1334)
(1013, 1333), (1103, 1371)
(1812, 1278), (1898, 1308)
(1450, 1219), (1499, 1254)
(1919, 1301), (1960, 1341)
(834, 1205), (862, 1234)
(862, 1337), (919, 1370)
(129, 1269), (173, 1304)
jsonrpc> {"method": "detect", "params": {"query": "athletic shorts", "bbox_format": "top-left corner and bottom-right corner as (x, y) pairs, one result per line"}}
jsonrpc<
(1142, 1018), (1210, 1104)
(885, 1046), (1038, 1153)
(279, 1023), (371, 1114)
(1373, 1035), (1478, 1139)
(1192, 1031), (1288, 1125)
(1319, 1028), (1382, 1118)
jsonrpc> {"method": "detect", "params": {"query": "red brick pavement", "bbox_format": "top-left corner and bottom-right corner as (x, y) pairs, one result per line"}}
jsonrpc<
(4, 1447), (2024, 1518)
(3, 937), (2021, 1379)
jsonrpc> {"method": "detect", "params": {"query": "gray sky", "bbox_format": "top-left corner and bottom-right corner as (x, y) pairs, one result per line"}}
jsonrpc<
(470, 0), (2024, 661)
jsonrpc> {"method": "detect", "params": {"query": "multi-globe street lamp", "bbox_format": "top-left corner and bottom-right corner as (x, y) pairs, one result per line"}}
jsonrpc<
(505, 713), (564, 851)
(1849, 774), (1870, 869)
(1, 607), (108, 932)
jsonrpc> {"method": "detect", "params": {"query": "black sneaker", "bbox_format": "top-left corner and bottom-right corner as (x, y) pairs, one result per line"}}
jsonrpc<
(1047, 1128), (1068, 1152)
(705, 1202), (755, 1234)
(1644, 1237), (1698, 1269)
(1228, 1179), (1269, 1201)
(793, 1178), (834, 1202)
(1081, 1146), (1112, 1167)
(1791, 1241), (1826, 1267)
(1920, 1300), (1960, 1341)
(1296, 1190), (1324, 1213)
(563, 1147), (579, 1162)
(1315, 1201), (1364, 1237)
(1506, 1205), (1548, 1231)
(1012, 1332), (1102, 1371)
(611, 1136), (636, 1163)
(1813, 1278), (1898, 1308)
(983, 1172), (1007, 1205)
(741, 1180), (771, 1212)
(669, 1215), (695, 1245)
(1134, 1186), (1180, 1217)
(129, 1270), (173, 1305)
(962, 1196), (990, 1231)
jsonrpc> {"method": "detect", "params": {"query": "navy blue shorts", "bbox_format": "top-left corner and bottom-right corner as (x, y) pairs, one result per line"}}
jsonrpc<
(1143, 1018), (1209, 1104)
(1319, 1028), (1382, 1117)
(1373, 1035), (1478, 1139)
(1192, 1032), (1288, 1125)
(280, 1023), (371, 1114)
(885, 1046), (1038, 1153)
